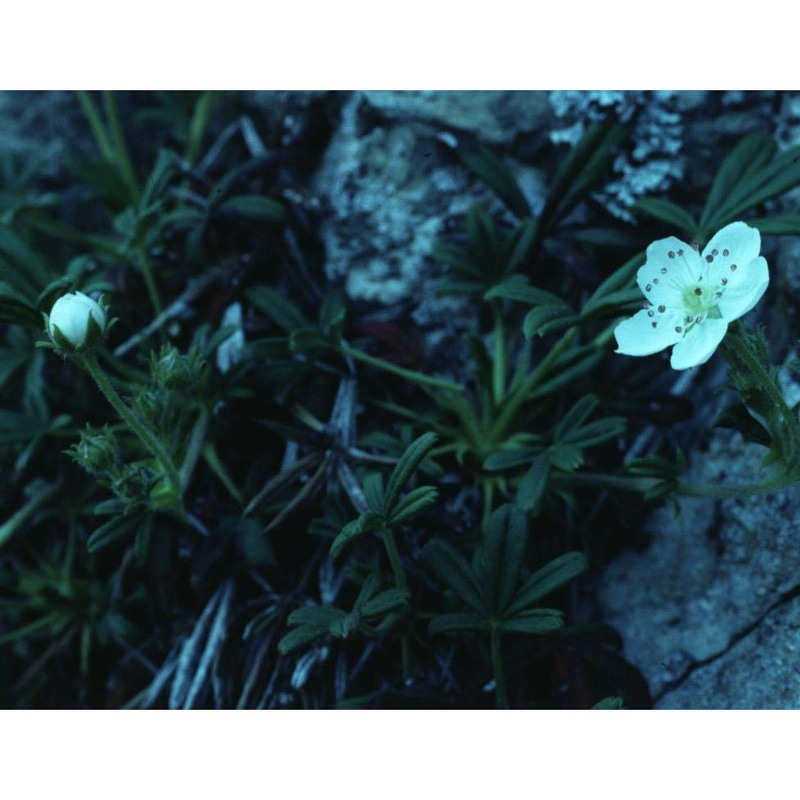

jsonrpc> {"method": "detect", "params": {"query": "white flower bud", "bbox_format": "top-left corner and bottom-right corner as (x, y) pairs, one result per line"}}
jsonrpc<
(47, 291), (107, 352)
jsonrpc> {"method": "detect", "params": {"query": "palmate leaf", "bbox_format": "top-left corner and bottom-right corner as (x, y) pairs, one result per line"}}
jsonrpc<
(329, 511), (384, 560)
(382, 432), (438, 517)
(505, 551), (588, 617)
(748, 215), (800, 236)
(421, 538), (485, 614)
(498, 608), (564, 635)
(516, 453), (550, 512)
(388, 485), (438, 525)
(246, 285), (308, 332)
(442, 133), (531, 219)
(700, 133), (800, 233)
(428, 612), (489, 635)
(217, 194), (287, 225)
(633, 196), (697, 236)
(538, 118), (631, 238)
(701, 133), (775, 228)
(475, 504), (528, 615)
(581, 251), (645, 317)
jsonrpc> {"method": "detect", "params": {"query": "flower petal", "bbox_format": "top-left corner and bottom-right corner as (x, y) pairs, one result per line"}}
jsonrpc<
(702, 221), (761, 268)
(614, 308), (683, 357)
(637, 236), (702, 305)
(716, 256), (769, 321)
(669, 319), (728, 370)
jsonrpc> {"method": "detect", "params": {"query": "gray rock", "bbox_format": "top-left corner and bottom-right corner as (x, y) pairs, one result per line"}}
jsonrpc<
(597, 358), (800, 708)
(362, 90), (552, 146)
(313, 93), (548, 318)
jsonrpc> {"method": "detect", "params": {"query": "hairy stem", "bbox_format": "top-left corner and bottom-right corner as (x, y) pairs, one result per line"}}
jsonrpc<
(77, 353), (181, 502)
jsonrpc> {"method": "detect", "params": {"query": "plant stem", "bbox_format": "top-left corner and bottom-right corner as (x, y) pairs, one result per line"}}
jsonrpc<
(0, 480), (61, 550)
(721, 322), (800, 467)
(381, 526), (408, 593)
(77, 353), (181, 501)
(179, 407), (210, 494)
(492, 301), (506, 406)
(381, 525), (412, 682)
(490, 625), (508, 709)
(489, 327), (578, 441)
(136, 246), (164, 318)
(677, 477), (797, 498)
(340, 343), (464, 394)
(202, 442), (244, 505)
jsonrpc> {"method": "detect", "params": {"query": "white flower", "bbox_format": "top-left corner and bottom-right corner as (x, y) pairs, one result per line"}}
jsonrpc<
(614, 221), (769, 370)
(46, 291), (107, 351)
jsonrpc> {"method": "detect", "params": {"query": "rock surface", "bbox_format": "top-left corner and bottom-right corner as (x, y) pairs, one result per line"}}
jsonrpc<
(597, 362), (800, 708)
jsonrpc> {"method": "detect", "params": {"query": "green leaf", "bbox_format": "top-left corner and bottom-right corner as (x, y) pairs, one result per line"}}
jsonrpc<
(388, 485), (438, 524)
(361, 588), (409, 619)
(582, 251), (645, 315)
(485, 275), (566, 307)
(713, 401), (772, 447)
(289, 328), (332, 356)
(477, 504), (528, 614)
(523, 305), (574, 339)
(579, 287), (643, 321)
(633, 197), (697, 235)
(547, 442), (584, 471)
(428, 612), (489, 635)
(498, 608), (564, 635)
(330, 511), (384, 560)
(748, 215), (800, 236)
(505, 218), (538, 272)
(554, 394), (599, 440)
(506, 551), (588, 616)
(0, 226), (51, 293)
(561, 417), (627, 449)
(483, 448), (540, 472)
(247, 286), (308, 332)
(382, 432), (438, 516)
(86, 515), (141, 554)
(516, 453), (550, 512)
(362, 472), (385, 514)
(277, 604), (347, 655)
(421, 538), (485, 613)
(528, 345), (604, 402)
(592, 696), (626, 710)
(449, 136), (531, 218)
(700, 133), (775, 229)
(539, 119), (631, 237)
(217, 194), (286, 225)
